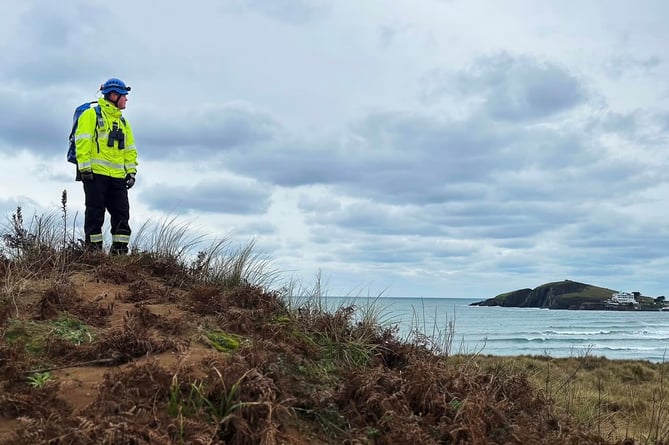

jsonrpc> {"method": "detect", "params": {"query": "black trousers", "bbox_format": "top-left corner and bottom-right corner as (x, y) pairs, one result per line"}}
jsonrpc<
(83, 173), (131, 253)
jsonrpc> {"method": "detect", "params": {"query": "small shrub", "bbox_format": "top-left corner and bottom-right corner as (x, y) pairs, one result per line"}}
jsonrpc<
(27, 372), (52, 388)
(51, 316), (92, 345)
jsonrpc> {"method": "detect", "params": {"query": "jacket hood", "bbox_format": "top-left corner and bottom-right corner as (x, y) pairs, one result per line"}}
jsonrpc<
(97, 97), (123, 119)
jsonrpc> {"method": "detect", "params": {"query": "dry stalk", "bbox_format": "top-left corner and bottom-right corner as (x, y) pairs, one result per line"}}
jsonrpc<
(1, 263), (36, 318)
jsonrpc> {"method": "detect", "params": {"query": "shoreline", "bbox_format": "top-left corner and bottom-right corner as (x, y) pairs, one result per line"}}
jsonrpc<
(470, 301), (669, 311)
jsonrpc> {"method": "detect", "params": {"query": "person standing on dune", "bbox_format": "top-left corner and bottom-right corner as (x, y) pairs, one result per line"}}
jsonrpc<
(72, 78), (138, 255)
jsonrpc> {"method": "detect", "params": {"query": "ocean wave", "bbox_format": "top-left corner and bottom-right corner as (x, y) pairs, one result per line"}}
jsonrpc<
(479, 337), (669, 347)
(483, 337), (594, 344)
(541, 330), (614, 336)
(587, 344), (667, 352)
(473, 330), (669, 341)
(473, 341), (668, 353)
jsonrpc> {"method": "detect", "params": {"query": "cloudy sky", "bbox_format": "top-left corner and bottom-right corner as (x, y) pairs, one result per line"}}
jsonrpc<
(1, 0), (668, 299)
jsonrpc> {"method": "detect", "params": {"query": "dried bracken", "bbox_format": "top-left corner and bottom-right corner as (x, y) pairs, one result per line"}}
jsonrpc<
(0, 232), (656, 445)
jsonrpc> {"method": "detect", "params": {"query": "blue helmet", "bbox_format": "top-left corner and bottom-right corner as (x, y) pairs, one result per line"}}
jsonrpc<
(100, 78), (131, 95)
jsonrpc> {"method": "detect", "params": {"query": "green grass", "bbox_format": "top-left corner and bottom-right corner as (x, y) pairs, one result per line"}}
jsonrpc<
(5, 316), (93, 354)
(4, 319), (49, 354)
(27, 372), (52, 388)
(205, 330), (241, 352)
(51, 316), (93, 345)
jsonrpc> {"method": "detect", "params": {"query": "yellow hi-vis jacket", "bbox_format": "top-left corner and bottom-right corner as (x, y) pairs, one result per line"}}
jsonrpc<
(74, 98), (138, 179)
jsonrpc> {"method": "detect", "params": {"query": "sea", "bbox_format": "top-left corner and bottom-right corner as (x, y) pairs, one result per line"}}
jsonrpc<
(319, 297), (669, 363)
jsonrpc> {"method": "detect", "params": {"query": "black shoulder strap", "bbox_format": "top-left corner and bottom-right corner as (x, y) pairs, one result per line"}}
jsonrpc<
(93, 105), (102, 153)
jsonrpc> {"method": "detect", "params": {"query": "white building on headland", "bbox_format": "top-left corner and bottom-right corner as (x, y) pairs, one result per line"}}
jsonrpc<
(608, 291), (639, 306)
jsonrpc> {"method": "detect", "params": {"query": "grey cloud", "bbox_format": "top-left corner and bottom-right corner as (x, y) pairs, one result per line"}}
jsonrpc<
(422, 200), (576, 239)
(220, 98), (667, 250)
(491, 154), (656, 205)
(475, 54), (586, 121)
(322, 233), (474, 266)
(422, 53), (587, 121)
(0, 0), (132, 158)
(469, 220), (550, 240)
(376, 24), (421, 49)
(220, 0), (328, 24)
(493, 257), (544, 274)
(143, 178), (272, 215)
(495, 238), (538, 249)
(232, 106), (641, 207)
(224, 137), (362, 187)
(234, 221), (277, 236)
(593, 111), (640, 135)
(603, 54), (663, 79)
(225, 110), (507, 204)
(31, 161), (75, 186)
(569, 220), (669, 261)
(334, 242), (427, 264)
(1, 2), (111, 86)
(377, 25), (399, 48)
(137, 103), (280, 159)
(298, 190), (573, 244)
(577, 157), (663, 197)
(509, 216), (669, 282)
(660, 113), (669, 132)
(0, 88), (64, 152)
(587, 110), (669, 152)
(296, 191), (342, 213)
(302, 200), (436, 236)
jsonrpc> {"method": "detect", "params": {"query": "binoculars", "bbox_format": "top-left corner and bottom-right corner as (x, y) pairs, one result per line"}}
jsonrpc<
(107, 122), (125, 149)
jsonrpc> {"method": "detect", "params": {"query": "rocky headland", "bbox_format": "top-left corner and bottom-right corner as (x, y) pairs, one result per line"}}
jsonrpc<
(471, 280), (667, 310)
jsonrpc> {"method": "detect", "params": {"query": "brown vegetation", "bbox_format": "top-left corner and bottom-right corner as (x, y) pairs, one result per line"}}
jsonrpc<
(0, 205), (666, 444)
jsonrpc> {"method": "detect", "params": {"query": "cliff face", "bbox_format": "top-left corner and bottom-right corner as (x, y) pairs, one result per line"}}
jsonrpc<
(475, 280), (615, 309)
(481, 288), (531, 307)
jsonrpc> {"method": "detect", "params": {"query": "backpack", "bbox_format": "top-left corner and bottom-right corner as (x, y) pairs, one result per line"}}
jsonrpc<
(67, 101), (104, 164)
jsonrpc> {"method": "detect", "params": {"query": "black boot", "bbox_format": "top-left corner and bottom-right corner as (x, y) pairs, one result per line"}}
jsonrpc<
(85, 241), (103, 252)
(110, 242), (128, 256)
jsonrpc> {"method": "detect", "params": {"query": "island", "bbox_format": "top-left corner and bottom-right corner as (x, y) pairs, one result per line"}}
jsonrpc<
(470, 280), (668, 310)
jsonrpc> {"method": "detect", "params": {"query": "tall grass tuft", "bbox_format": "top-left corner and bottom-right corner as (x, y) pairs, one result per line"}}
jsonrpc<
(0, 260), (36, 317)
(1, 207), (61, 262)
(643, 352), (669, 444)
(280, 271), (396, 369)
(1, 193), (89, 287)
(190, 238), (278, 289)
(404, 299), (457, 357)
(131, 216), (202, 262)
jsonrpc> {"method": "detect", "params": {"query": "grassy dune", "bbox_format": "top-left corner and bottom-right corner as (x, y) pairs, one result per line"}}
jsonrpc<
(452, 355), (668, 444)
(0, 201), (667, 444)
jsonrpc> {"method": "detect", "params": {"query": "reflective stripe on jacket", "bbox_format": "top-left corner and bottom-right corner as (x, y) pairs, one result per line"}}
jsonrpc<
(75, 98), (138, 178)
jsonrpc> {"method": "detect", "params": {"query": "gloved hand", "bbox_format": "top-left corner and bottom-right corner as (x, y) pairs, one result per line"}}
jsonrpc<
(126, 173), (136, 189)
(80, 170), (94, 182)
